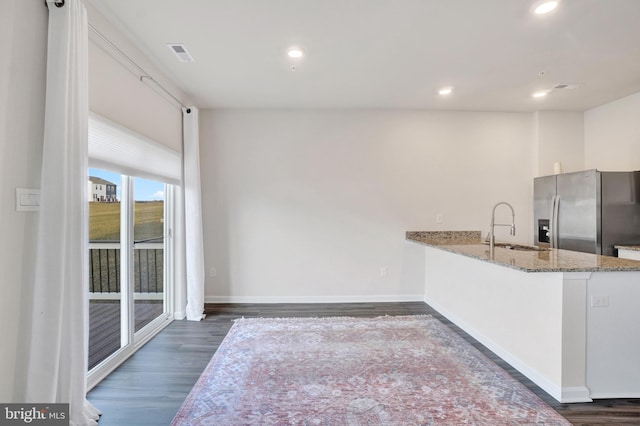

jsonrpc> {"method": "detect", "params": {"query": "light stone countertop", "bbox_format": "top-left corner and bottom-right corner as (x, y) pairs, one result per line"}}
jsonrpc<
(407, 231), (640, 273)
(615, 245), (640, 252)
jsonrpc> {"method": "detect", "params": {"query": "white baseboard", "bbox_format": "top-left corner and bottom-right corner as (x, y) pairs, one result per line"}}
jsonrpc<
(561, 387), (593, 403)
(205, 294), (425, 304)
(425, 297), (592, 403)
(588, 391), (640, 399)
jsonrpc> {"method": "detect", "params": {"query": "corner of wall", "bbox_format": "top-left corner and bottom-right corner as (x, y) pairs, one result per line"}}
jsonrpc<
(534, 111), (585, 176)
(584, 91), (640, 171)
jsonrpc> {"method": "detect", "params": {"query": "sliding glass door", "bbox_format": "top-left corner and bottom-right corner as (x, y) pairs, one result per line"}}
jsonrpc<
(88, 169), (123, 370)
(87, 113), (180, 388)
(133, 177), (166, 332)
(88, 168), (173, 383)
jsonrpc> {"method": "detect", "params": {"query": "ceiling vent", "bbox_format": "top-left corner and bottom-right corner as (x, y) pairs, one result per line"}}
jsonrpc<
(167, 43), (194, 63)
(553, 83), (577, 90)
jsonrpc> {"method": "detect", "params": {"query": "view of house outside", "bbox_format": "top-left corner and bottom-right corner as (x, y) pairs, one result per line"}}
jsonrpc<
(88, 168), (165, 241)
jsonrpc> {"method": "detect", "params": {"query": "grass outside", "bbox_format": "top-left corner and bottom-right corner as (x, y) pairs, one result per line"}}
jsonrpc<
(89, 201), (164, 241)
(89, 201), (164, 293)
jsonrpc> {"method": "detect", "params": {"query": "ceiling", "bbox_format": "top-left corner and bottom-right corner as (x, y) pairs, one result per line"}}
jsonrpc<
(88, 0), (640, 111)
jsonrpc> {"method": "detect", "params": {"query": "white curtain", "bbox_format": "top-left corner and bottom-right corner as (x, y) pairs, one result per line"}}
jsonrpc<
(23, 1), (100, 424)
(183, 107), (205, 321)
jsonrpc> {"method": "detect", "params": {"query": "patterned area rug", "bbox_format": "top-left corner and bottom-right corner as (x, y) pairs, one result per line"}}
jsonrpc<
(172, 315), (570, 425)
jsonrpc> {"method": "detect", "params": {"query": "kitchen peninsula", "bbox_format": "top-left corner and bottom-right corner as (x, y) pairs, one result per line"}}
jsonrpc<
(407, 231), (640, 403)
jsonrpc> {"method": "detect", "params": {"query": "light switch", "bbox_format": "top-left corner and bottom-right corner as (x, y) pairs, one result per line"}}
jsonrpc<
(16, 188), (40, 212)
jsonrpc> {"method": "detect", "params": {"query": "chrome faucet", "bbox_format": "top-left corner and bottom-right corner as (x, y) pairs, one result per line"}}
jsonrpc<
(488, 202), (516, 254)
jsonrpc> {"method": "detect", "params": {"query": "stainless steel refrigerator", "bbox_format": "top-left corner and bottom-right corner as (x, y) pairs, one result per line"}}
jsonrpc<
(534, 169), (640, 256)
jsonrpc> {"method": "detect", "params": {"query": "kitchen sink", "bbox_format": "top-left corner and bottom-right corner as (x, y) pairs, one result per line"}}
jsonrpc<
(492, 243), (549, 252)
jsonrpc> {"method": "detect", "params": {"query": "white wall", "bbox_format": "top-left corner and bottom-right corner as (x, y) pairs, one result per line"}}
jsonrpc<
(0, 0), (47, 401)
(200, 109), (535, 302)
(535, 111), (584, 176)
(584, 91), (640, 171)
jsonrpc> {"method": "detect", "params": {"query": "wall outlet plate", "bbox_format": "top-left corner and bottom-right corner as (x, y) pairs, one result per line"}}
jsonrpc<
(591, 295), (609, 307)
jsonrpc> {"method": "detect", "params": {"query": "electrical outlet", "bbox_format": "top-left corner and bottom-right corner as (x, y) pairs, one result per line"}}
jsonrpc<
(436, 213), (444, 224)
(591, 295), (609, 307)
(209, 267), (217, 277)
(380, 267), (389, 277)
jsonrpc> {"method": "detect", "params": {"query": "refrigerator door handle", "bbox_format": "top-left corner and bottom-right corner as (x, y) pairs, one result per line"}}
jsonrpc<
(549, 196), (555, 248)
(551, 195), (560, 248)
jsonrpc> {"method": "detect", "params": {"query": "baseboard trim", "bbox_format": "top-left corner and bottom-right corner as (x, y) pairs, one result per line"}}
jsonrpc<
(587, 391), (640, 399)
(425, 297), (592, 403)
(205, 294), (425, 304)
(561, 387), (593, 403)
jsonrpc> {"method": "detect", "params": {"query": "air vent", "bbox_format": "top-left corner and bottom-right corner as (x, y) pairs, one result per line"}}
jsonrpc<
(167, 43), (194, 63)
(553, 83), (578, 90)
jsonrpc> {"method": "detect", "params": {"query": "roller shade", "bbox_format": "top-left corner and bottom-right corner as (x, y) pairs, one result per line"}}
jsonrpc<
(88, 112), (181, 184)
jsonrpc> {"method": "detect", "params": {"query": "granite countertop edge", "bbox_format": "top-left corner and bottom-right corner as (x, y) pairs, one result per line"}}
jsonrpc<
(615, 245), (640, 252)
(407, 231), (640, 273)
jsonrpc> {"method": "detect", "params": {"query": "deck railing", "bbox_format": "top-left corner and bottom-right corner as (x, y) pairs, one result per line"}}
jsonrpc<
(88, 240), (163, 298)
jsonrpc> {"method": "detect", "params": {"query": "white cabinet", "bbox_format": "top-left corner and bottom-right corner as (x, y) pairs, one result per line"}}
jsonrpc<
(419, 243), (640, 402)
(617, 248), (640, 261)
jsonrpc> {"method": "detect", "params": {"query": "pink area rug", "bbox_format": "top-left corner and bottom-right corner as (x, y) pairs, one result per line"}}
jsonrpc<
(172, 316), (570, 425)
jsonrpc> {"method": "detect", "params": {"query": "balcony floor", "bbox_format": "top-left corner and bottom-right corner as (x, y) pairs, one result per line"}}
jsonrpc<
(89, 300), (164, 370)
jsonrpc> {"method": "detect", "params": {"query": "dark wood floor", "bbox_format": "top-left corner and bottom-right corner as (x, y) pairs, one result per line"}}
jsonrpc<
(89, 300), (164, 369)
(87, 302), (640, 425)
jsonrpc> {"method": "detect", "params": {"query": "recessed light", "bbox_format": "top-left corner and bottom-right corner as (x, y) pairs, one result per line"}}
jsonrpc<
(533, 0), (559, 15)
(438, 87), (453, 95)
(532, 91), (548, 98)
(287, 48), (304, 59)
